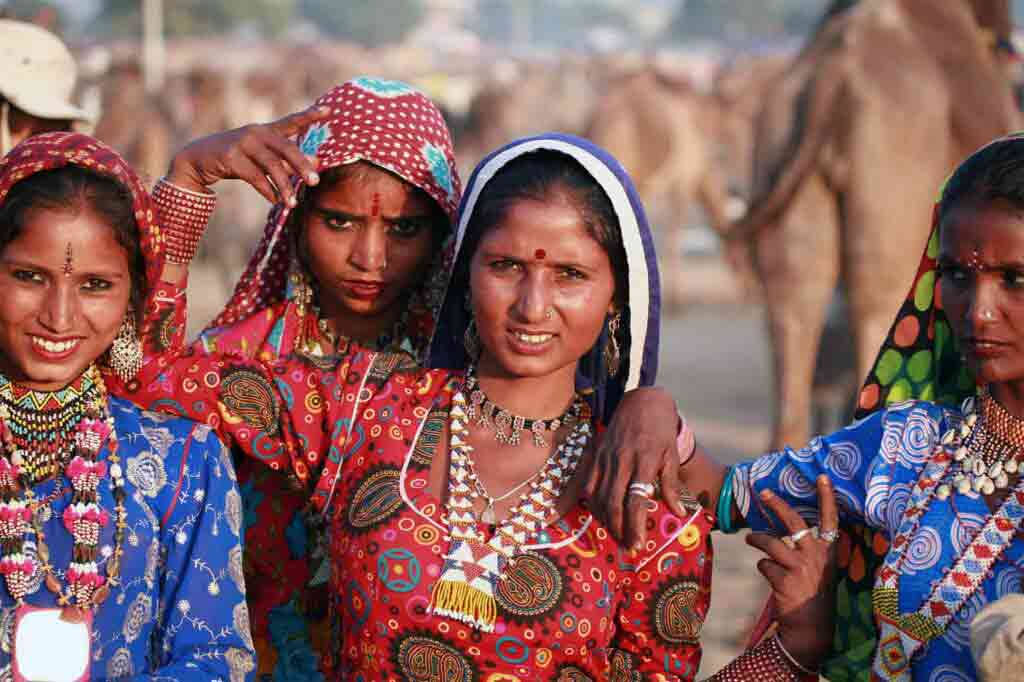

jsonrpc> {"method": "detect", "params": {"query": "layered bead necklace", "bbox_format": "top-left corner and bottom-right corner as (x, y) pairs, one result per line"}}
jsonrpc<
(464, 366), (584, 447)
(429, 376), (591, 632)
(0, 366), (126, 612)
(940, 387), (1024, 499)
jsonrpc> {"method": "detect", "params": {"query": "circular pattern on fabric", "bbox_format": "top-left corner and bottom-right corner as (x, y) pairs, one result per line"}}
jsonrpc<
(495, 636), (530, 664)
(219, 367), (280, 434)
(346, 465), (404, 533)
(377, 548), (421, 592)
(649, 578), (703, 645)
(550, 665), (594, 682)
(495, 552), (566, 624)
(902, 526), (942, 575)
(392, 632), (477, 682)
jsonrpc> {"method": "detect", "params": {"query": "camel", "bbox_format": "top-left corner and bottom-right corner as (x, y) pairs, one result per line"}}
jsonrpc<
(584, 68), (751, 307)
(732, 0), (1020, 448)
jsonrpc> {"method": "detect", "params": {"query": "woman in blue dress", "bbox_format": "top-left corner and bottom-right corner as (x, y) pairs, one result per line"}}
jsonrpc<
(0, 132), (253, 681)
(680, 134), (1024, 682)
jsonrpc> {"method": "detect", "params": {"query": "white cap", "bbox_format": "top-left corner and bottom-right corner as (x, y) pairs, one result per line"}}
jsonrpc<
(970, 594), (1024, 682)
(0, 19), (92, 124)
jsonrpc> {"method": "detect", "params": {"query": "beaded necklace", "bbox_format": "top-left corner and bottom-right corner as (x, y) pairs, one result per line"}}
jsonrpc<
(871, 395), (1024, 680)
(429, 385), (591, 632)
(943, 388), (1024, 497)
(0, 366), (126, 612)
(464, 366), (583, 447)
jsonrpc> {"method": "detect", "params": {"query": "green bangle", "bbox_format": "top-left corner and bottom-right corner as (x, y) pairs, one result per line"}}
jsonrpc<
(716, 466), (737, 534)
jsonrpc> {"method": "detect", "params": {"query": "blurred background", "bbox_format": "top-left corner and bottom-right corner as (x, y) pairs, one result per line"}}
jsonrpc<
(3, 0), (1021, 675)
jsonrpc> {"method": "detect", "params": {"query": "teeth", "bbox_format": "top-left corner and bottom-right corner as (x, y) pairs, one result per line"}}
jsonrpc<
(514, 332), (552, 345)
(31, 337), (78, 353)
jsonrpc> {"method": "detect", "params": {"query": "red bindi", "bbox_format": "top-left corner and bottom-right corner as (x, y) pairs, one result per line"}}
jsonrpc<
(371, 192), (381, 217)
(534, 249), (546, 260)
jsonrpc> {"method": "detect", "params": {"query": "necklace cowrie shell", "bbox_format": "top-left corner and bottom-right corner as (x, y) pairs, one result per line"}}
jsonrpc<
(973, 475), (990, 493)
(1005, 459), (1019, 474)
(974, 459), (987, 477)
(960, 423), (972, 437)
(966, 413), (978, 428)
(956, 476), (972, 494)
(963, 396), (976, 413)
(942, 429), (956, 445)
(996, 472), (1009, 489)
(989, 462), (1004, 479)
(954, 446), (968, 461)
(935, 484), (951, 501)
(982, 478), (996, 495)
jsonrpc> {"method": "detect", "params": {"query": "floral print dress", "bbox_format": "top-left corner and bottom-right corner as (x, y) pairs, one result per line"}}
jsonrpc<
(0, 398), (255, 681)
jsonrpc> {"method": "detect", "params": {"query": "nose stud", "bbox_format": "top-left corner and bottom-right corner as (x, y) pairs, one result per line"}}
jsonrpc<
(980, 309), (996, 321)
(545, 307), (554, 320)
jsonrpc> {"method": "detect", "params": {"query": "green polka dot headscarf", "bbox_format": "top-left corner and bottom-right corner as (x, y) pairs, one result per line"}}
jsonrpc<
(855, 132), (1024, 418)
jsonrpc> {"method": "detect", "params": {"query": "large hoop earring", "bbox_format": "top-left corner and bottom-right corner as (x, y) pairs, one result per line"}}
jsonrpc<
(463, 319), (481, 360)
(604, 311), (622, 378)
(109, 311), (142, 382)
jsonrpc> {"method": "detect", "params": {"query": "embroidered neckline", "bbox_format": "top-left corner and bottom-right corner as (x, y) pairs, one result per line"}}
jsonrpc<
(871, 398), (1024, 680)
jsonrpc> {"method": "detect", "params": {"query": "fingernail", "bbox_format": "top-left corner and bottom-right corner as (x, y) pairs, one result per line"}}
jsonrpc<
(759, 489), (773, 500)
(288, 196), (297, 207)
(308, 172), (319, 184)
(818, 475), (830, 485)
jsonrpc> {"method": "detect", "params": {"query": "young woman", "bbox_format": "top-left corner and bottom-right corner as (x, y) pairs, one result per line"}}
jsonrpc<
(128, 131), (837, 679)
(680, 134), (1024, 681)
(0, 132), (253, 680)
(140, 79), (690, 680)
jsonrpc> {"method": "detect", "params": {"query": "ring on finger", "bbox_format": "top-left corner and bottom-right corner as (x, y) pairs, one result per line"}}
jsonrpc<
(628, 482), (656, 499)
(783, 526), (817, 547)
(819, 528), (839, 544)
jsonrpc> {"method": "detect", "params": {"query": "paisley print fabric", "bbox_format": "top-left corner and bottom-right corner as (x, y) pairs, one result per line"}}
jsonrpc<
(0, 398), (254, 681)
(734, 401), (1024, 681)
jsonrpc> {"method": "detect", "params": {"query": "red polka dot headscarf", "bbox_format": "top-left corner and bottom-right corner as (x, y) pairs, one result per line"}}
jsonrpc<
(855, 133), (1024, 418)
(209, 77), (461, 331)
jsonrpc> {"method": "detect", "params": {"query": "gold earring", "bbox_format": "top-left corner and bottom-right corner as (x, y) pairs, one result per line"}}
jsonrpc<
(604, 312), (621, 378)
(109, 312), (142, 382)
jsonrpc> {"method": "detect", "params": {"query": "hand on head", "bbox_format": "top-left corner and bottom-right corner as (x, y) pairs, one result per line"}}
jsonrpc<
(167, 104), (330, 205)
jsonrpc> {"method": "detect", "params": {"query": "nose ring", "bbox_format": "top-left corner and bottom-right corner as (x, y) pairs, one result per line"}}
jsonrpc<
(981, 309), (996, 321)
(545, 307), (554, 320)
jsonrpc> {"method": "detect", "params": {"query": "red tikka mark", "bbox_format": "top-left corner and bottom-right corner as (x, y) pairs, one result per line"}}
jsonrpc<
(534, 249), (546, 260)
(371, 192), (381, 217)
(63, 243), (73, 276)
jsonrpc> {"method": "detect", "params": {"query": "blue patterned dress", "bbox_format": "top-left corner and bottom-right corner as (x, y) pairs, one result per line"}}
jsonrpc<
(734, 401), (1024, 682)
(0, 397), (255, 681)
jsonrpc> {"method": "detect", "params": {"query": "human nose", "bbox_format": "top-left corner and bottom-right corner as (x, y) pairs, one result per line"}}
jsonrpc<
(349, 226), (388, 272)
(513, 271), (553, 323)
(966, 276), (1000, 327)
(39, 283), (79, 333)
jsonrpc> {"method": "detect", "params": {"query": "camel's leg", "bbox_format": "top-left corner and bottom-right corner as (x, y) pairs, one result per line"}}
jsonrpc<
(698, 167), (758, 297)
(658, 188), (692, 312)
(757, 176), (840, 449)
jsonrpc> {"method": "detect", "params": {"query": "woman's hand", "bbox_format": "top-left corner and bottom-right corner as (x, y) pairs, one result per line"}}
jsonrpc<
(747, 475), (838, 672)
(167, 105), (330, 206)
(583, 386), (687, 549)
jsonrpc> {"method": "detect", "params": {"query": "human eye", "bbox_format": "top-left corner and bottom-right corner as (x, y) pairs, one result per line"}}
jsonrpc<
(82, 277), (113, 292)
(558, 266), (587, 281)
(323, 215), (357, 231)
(488, 258), (521, 272)
(12, 270), (44, 284)
(390, 218), (428, 239)
(1002, 268), (1024, 289)
(937, 263), (968, 286)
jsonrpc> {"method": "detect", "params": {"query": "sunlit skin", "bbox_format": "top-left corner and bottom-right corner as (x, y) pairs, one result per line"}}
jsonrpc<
(0, 207), (132, 391)
(426, 194), (619, 522)
(299, 163), (439, 344)
(938, 198), (1024, 419)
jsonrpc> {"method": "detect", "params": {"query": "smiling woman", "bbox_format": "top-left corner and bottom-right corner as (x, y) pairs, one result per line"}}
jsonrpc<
(0, 167), (142, 390)
(0, 132), (253, 681)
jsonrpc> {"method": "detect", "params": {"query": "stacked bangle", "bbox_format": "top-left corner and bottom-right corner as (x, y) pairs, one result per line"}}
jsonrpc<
(716, 466), (737, 534)
(708, 633), (811, 681)
(153, 177), (217, 265)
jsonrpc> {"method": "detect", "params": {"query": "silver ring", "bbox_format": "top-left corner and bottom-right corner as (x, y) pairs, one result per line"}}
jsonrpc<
(782, 526), (816, 548)
(819, 528), (839, 544)
(628, 482), (655, 499)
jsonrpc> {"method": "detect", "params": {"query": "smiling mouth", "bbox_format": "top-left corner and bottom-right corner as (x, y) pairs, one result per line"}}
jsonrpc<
(511, 331), (554, 345)
(30, 336), (81, 355)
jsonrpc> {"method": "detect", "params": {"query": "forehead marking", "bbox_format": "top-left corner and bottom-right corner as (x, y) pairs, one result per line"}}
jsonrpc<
(63, 242), (73, 276)
(371, 192), (381, 218)
(534, 248), (546, 260)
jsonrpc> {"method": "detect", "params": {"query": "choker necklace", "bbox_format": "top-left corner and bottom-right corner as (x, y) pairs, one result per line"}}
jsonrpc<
(940, 387), (1024, 498)
(0, 365), (126, 611)
(464, 366), (583, 447)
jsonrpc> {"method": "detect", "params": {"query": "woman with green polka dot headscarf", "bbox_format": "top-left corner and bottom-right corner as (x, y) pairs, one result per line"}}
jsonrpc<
(678, 133), (1024, 682)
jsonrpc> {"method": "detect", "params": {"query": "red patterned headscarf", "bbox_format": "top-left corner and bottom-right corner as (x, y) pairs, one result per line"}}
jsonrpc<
(0, 131), (163, 299)
(207, 78), (461, 351)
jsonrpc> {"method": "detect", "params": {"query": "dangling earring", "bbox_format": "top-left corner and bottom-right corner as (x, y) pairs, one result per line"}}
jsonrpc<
(464, 319), (481, 360)
(604, 312), (622, 378)
(109, 311), (143, 382)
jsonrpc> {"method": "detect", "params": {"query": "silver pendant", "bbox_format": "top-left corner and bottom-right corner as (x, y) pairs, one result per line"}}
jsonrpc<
(481, 501), (496, 525)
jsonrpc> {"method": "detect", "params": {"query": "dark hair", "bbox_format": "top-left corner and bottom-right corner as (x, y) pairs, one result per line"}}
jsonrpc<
(457, 149), (629, 307)
(939, 136), (1024, 222)
(0, 166), (147, 314)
